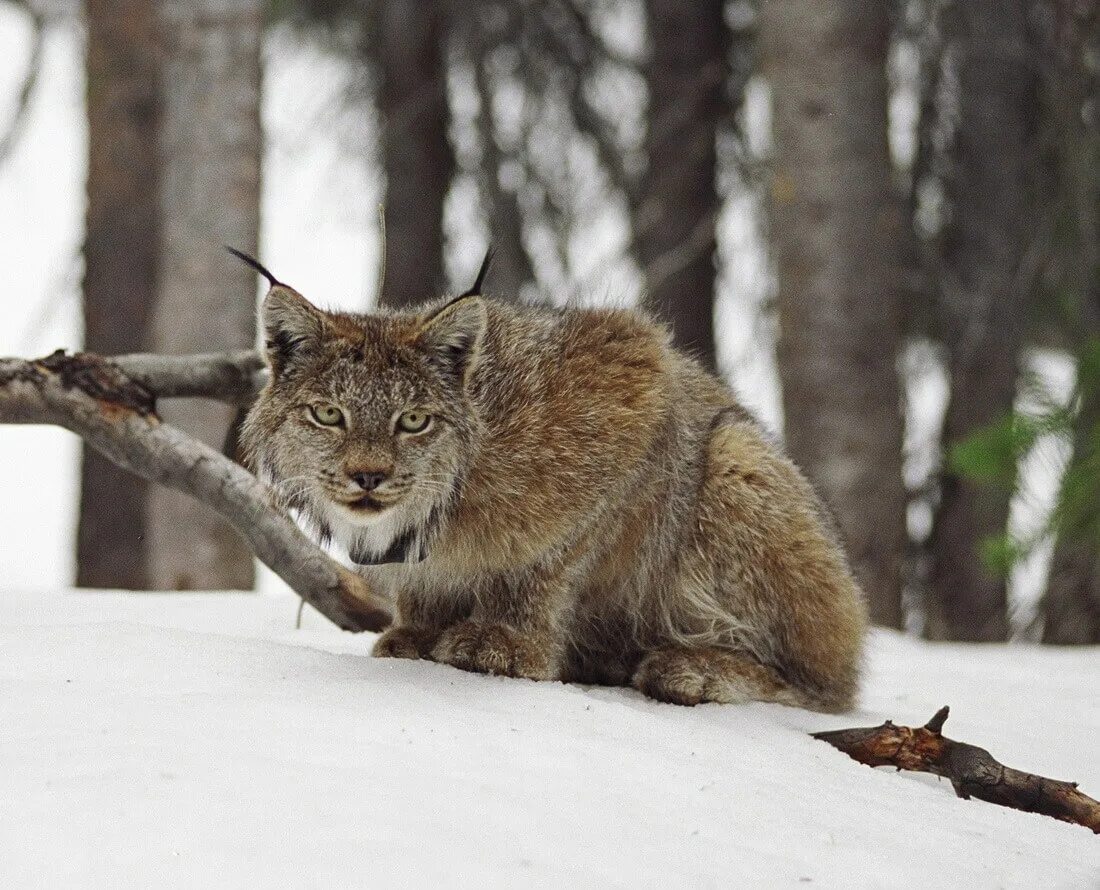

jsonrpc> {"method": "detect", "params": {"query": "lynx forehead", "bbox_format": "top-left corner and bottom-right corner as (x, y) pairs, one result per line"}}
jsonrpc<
(239, 250), (867, 712)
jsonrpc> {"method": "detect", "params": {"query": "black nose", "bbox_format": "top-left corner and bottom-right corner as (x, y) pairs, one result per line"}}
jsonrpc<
(351, 471), (386, 492)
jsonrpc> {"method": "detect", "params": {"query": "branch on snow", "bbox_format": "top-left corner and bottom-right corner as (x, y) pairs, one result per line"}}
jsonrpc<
(813, 706), (1100, 834)
(0, 350), (390, 633)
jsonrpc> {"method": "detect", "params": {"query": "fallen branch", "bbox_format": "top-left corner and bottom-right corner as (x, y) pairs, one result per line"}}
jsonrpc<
(813, 706), (1100, 834)
(0, 350), (390, 633)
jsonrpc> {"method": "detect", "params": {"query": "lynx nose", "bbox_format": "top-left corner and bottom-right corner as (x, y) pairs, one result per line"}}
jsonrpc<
(350, 470), (387, 492)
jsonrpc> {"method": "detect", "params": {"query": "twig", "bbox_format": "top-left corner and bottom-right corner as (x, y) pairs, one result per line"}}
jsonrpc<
(0, 350), (391, 633)
(813, 706), (1100, 833)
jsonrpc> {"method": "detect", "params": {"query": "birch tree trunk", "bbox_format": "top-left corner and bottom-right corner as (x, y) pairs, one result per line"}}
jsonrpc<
(637, 0), (723, 374)
(760, 0), (907, 627)
(78, 0), (161, 589)
(146, 0), (262, 590)
(376, 0), (453, 308)
(925, 0), (1038, 641)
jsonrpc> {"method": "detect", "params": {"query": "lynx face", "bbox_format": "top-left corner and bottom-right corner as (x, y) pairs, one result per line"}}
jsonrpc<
(242, 283), (487, 565)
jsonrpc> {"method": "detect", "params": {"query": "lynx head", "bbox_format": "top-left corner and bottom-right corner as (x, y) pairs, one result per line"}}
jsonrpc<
(239, 257), (489, 566)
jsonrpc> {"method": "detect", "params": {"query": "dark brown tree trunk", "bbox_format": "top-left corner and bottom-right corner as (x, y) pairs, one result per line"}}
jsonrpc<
(1042, 533), (1100, 643)
(637, 0), (723, 374)
(145, 0), (261, 590)
(1041, 333), (1100, 644)
(78, 0), (161, 589)
(377, 0), (454, 308)
(925, 0), (1038, 641)
(1036, 6), (1100, 645)
(760, 0), (907, 627)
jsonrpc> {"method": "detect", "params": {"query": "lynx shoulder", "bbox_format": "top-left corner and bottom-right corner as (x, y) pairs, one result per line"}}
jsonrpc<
(242, 270), (867, 712)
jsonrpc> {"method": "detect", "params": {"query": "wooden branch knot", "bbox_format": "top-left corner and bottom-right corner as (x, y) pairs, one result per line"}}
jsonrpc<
(36, 350), (157, 417)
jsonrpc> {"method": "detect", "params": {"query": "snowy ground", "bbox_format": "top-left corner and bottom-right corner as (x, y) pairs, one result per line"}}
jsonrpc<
(1, 588), (1097, 889)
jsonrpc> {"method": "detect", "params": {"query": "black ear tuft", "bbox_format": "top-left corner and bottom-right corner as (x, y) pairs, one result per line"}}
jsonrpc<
(459, 247), (494, 298)
(226, 246), (283, 288)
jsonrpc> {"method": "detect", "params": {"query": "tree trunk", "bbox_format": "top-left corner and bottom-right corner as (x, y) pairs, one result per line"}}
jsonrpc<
(1042, 537), (1100, 643)
(1041, 371), (1100, 643)
(146, 0), (261, 590)
(473, 43), (533, 302)
(760, 0), (907, 627)
(926, 0), (1038, 641)
(1036, 6), (1100, 645)
(637, 0), (723, 374)
(78, 0), (161, 589)
(376, 0), (454, 308)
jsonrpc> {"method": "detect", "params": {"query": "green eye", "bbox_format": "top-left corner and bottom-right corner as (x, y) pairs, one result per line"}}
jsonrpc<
(397, 410), (432, 434)
(309, 404), (345, 427)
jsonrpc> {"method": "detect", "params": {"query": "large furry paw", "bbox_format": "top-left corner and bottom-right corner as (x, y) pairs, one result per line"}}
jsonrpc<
(430, 621), (556, 681)
(372, 626), (440, 660)
(631, 647), (789, 707)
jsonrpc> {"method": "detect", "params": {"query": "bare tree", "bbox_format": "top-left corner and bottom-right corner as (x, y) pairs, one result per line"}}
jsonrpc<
(637, 0), (724, 374)
(145, 0), (263, 590)
(760, 0), (907, 627)
(376, 0), (454, 307)
(1037, 0), (1100, 644)
(78, 0), (160, 589)
(925, 0), (1039, 641)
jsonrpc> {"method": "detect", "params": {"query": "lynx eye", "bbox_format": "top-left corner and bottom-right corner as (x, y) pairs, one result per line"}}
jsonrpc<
(309, 403), (345, 427)
(396, 410), (432, 434)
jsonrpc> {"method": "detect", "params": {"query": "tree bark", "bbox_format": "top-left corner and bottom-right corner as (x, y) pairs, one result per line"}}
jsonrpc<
(147, 0), (262, 590)
(1037, 7), (1100, 645)
(760, 0), (907, 627)
(78, 0), (161, 589)
(376, 0), (454, 308)
(926, 0), (1038, 641)
(1041, 396), (1100, 643)
(637, 0), (723, 374)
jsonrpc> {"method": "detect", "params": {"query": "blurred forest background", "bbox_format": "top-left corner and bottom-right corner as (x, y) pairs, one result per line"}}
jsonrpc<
(1, 0), (1098, 645)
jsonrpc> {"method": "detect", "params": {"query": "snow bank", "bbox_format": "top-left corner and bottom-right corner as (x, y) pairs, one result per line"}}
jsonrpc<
(1, 589), (1097, 888)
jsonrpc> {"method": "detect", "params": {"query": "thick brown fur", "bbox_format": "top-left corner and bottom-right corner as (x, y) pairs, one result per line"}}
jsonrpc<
(242, 280), (868, 712)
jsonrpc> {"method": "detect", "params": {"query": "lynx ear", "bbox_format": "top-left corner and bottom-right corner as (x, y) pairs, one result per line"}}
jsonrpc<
(227, 246), (326, 376)
(414, 295), (488, 384)
(260, 284), (326, 375)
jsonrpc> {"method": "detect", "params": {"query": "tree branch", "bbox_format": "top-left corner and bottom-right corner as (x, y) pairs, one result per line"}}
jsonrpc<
(813, 706), (1100, 833)
(0, 350), (391, 633)
(113, 350), (267, 405)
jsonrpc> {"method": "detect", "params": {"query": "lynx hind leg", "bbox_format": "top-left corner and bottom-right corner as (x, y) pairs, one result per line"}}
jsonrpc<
(632, 647), (807, 708)
(697, 418), (868, 713)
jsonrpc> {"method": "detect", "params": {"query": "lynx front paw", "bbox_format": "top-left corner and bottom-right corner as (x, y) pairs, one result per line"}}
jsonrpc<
(372, 626), (440, 660)
(430, 621), (555, 681)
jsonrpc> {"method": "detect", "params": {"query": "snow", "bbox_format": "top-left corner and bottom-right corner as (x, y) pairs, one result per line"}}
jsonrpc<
(2, 588), (1097, 889)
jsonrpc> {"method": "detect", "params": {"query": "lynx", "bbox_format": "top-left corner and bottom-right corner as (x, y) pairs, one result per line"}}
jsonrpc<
(239, 252), (867, 712)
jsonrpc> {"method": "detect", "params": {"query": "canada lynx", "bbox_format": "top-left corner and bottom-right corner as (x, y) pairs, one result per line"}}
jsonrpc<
(240, 254), (867, 712)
